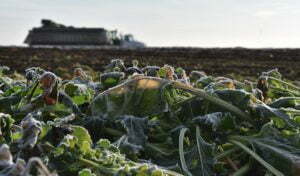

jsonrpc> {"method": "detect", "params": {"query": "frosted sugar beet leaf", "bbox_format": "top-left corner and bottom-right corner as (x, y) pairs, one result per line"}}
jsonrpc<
(91, 76), (190, 118)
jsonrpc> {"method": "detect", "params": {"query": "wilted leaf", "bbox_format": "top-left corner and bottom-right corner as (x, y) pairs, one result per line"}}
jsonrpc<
(91, 77), (174, 118)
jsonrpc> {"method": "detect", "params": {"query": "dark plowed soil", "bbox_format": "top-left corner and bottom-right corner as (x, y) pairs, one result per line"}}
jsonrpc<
(0, 47), (299, 80)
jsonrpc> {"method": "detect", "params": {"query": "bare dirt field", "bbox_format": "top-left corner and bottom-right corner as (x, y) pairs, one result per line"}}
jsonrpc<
(0, 47), (299, 80)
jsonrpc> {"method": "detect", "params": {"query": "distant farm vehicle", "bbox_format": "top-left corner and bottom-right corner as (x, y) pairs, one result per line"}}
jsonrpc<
(24, 19), (146, 49)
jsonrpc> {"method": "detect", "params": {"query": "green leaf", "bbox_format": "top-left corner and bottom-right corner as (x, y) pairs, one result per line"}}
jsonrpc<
(195, 76), (214, 89)
(213, 89), (252, 110)
(60, 134), (77, 149)
(64, 83), (93, 105)
(0, 113), (15, 143)
(78, 168), (96, 176)
(230, 139), (284, 176)
(195, 126), (216, 176)
(230, 125), (300, 176)
(172, 81), (251, 120)
(81, 141), (92, 155)
(269, 97), (300, 109)
(193, 112), (236, 132)
(151, 170), (163, 176)
(100, 72), (125, 89)
(252, 103), (299, 128)
(71, 125), (92, 149)
(96, 139), (111, 149)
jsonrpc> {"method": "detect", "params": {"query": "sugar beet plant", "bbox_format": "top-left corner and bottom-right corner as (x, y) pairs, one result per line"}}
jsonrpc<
(0, 60), (299, 176)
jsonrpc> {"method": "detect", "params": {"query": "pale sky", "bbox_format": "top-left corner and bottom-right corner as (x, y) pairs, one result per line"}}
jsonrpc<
(1, 0), (300, 47)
